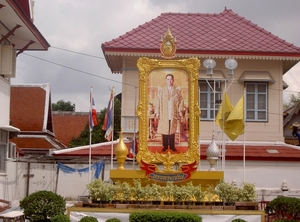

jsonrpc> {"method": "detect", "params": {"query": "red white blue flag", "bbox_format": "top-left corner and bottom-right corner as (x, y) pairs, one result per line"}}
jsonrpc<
(102, 89), (114, 141)
(127, 137), (138, 159)
(89, 87), (98, 132)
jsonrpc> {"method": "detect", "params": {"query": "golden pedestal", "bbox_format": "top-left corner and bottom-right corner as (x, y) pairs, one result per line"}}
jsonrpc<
(110, 169), (224, 187)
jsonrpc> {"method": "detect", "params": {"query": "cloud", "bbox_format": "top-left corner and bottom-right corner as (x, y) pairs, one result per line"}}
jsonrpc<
(12, 0), (300, 111)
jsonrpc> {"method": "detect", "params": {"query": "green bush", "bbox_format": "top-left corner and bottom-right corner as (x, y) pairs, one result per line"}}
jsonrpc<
(19, 190), (66, 222)
(265, 196), (300, 220)
(129, 211), (202, 222)
(231, 219), (246, 222)
(106, 218), (121, 222)
(79, 216), (98, 222)
(50, 214), (70, 222)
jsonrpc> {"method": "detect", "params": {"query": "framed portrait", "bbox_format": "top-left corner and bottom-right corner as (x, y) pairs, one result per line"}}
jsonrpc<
(136, 57), (200, 166)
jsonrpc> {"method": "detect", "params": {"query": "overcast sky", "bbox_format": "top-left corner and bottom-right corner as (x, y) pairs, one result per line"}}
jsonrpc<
(12, 0), (300, 112)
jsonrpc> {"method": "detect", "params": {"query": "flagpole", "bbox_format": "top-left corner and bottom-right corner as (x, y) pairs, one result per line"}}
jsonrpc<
(110, 87), (115, 170)
(89, 130), (92, 183)
(243, 88), (246, 182)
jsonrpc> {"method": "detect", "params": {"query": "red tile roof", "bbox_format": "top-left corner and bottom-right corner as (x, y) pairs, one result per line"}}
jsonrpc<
(10, 137), (65, 149)
(10, 85), (51, 132)
(52, 112), (89, 147)
(52, 141), (300, 162)
(102, 9), (300, 56)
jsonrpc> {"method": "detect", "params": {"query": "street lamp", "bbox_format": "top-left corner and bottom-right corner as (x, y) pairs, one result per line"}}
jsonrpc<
(202, 58), (238, 171)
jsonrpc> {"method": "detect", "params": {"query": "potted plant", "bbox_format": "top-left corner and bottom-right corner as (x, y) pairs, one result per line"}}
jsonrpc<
(19, 190), (66, 222)
(131, 178), (143, 203)
(151, 183), (162, 205)
(86, 179), (108, 203)
(215, 180), (239, 205)
(192, 184), (204, 205)
(162, 181), (175, 205)
(141, 184), (153, 204)
(235, 182), (258, 210)
(182, 182), (194, 205)
(173, 185), (184, 205)
(204, 184), (218, 205)
(238, 182), (257, 202)
(121, 181), (132, 203)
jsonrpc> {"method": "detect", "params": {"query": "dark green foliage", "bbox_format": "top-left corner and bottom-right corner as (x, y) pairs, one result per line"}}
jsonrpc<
(19, 190), (66, 222)
(79, 216), (98, 222)
(231, 219), (246, 222)
(265, 196), (300, 220)
(50, 214), (70, 222)
(106, 218), (121, 222)
(69, 98), (121, 147)
(52, 100), (75, 111)
(129, 211), (202, 222)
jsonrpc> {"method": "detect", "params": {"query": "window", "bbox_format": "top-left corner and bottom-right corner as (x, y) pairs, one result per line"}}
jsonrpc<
(199, 81), (222, 120)
(245, 82), (268, 121)
(0, 129), (8, 172)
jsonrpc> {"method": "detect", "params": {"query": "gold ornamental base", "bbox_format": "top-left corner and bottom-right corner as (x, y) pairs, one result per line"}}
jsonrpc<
(110, 170), (224, 187)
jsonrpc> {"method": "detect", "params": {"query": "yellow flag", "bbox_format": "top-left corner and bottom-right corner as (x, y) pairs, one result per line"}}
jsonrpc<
(215, 92), (233, 130)
(225, 95), (245, 141)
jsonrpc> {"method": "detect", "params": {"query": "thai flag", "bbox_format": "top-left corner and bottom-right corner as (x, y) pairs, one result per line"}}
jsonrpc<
(89, 87), (98, 132)
(102, 89), (114, 141)
(128, 138), (138, 159)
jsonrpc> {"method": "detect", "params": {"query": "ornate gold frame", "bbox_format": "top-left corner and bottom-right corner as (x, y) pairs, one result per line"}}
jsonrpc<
(136, 57), (201, 166)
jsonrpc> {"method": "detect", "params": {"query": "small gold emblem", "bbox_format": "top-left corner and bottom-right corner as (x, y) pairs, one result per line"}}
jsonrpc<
(160, 28), (177, 59)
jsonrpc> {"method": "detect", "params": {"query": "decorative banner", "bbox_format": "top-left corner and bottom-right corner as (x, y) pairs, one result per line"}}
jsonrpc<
(57, 161), (104, 179)
(140, 160), (197, 183)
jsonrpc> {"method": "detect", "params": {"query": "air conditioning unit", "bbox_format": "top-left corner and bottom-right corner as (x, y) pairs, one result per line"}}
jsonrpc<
(8, 142), (16, 159)
(0, 45), (16, 77)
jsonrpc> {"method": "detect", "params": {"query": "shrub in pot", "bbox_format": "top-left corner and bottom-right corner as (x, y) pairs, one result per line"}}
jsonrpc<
(19, 190), (66, 222)
(238, 182), (257, 202)
(79, 216), (98, 222)
(215, 180), (239, 204)
(106, 218), (121, 222)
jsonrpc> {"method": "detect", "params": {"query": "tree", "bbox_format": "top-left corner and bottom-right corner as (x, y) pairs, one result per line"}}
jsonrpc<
(19, 190), (66, 222)
(69, 98), (121, 147)
(284, 93), (300, 110)
(52, 100), (75, 111)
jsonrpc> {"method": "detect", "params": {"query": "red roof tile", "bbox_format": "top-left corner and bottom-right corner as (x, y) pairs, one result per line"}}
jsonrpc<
(10, 85), (50, 132)
(53, 141), (300, 162)
(52, 112), (89, 147)
(10, 137), (66, 150)
(102, 9), (300, 56)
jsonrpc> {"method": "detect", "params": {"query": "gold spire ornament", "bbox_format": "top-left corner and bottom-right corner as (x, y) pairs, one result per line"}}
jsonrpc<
(115, 130), (128, 170)
(160, 27), (177, 59)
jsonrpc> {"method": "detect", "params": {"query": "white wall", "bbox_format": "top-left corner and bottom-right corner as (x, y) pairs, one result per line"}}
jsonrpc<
(0, 77), (10, 126)
(1, 158), (299, 202)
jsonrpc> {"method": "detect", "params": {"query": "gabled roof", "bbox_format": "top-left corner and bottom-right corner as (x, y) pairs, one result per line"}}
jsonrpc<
(10, 84), (53, 133)
(52, 140), (300, 162)
(10, 84), (67, 152)
(102, 9), (300, 73)
(0, 0), (50, 50)
(52, 111), (89, 147)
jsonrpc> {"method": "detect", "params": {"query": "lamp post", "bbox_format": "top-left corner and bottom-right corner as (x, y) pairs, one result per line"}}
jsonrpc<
(203, 58), (238, 171)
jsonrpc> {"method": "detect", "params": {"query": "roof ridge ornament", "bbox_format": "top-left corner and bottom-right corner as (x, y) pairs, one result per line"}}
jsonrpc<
(160, 27), (177, 59)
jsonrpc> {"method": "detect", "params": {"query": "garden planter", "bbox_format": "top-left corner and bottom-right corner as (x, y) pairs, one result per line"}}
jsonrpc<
(163, 201), (173, 205)
(104, 203), (115, 208)
(152, 200), (161, 205)
(235, 202), (259, 210)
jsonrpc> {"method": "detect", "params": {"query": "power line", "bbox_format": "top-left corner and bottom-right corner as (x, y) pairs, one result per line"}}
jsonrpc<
(22, 52), (138, 88)
(51, 46), (106, 59)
